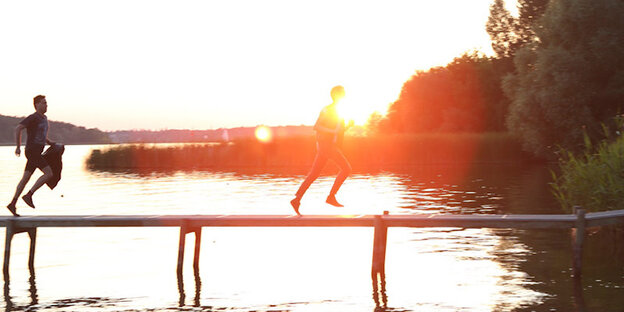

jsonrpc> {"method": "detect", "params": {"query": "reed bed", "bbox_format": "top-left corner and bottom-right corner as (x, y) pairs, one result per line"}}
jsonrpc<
(86, 132), (534, 172)
(551, 133), (624, 213)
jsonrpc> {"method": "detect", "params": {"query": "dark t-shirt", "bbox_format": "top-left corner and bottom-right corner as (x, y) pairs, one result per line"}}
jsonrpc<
(20, 113), (48, 150)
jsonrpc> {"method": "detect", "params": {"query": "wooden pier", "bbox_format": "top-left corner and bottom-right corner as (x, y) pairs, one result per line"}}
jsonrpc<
(2, 207), (624, 286)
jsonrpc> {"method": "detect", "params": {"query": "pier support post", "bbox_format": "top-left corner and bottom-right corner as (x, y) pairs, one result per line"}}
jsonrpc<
(177, 226), (187, 277)
(573, 206), (586, 278)
(372, 212), (389, 308)
(3, 223), (14, 279)
(177, 225), (202, 276)
(3, 222), (37, 281)
(28, 228), (37, 273)
(371, 212), (388, 276)
(177, 224), (203, 306)
(193, 227), (202, 274)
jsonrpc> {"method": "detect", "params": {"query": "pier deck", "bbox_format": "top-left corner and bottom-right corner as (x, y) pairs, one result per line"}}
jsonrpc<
(2, 209), (623, 286)
(0, 212), (606, 228)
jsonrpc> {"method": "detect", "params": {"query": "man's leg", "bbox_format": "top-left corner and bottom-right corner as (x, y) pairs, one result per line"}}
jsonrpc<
(7, 170), (34, 216)
(291, 151), (328, 215)
(326, 149), (352, 207)
(22, 166), (52, 209)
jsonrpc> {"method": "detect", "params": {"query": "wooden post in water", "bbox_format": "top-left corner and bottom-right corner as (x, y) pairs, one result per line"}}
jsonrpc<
(3, 222), (37, 280)
(177, 226), (187, 277)
(573, 206), (586, 278)
(177, 225), (202, 306)
(371, 212), (388, 276)
(177, 225), (202, 277)
(3, 222), (14, 278)
(193, 227), (202, 274)
(192, 227), (202, 307)
(27, 228), (36, 273)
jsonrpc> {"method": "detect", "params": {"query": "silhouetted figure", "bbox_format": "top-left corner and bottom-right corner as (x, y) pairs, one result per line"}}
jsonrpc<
(290, 86), (353, 215)
(6, 95), (54, 216)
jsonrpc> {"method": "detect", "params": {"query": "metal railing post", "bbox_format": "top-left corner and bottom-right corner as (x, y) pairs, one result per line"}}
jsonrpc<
(573, 206), (586, 278)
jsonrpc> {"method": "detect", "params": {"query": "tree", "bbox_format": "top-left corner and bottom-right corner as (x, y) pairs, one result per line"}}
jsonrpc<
(381, 52), (510, 133)
(486, 0), (550, 59)
(504, 0), (624, 158)
(486, 0), (518, 58)
(515, 0), (550, 49)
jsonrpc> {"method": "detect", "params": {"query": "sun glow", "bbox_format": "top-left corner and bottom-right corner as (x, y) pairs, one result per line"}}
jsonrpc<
(337, 97), (382, 126)
(335, 82), (402, 126)
(255, 125), (273, 143)
(0, 1), (497, 131)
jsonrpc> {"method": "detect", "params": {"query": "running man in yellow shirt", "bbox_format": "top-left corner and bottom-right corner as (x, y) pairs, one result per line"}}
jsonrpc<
(290, 85), (353, 215)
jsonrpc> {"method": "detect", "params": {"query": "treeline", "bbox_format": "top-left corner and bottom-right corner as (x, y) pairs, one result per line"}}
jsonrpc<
(0, 114), (110, 145)
(373, 0), (623, 159)
(108, 126), (314, 143)
(372, 52), (511, 133)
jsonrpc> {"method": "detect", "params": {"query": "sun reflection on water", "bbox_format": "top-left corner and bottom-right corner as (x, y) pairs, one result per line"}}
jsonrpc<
(0, 146), (551, 311)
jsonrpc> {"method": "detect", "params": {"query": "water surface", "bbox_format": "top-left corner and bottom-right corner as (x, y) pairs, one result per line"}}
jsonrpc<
(0, 145), (622, 311)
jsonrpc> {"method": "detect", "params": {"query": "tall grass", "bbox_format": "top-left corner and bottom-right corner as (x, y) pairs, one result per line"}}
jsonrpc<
(86, 132), (534, 172)
(551, 130), (624, 213)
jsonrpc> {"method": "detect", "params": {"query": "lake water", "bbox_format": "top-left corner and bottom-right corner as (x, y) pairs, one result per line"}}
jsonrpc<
(0, 145), (622, 311)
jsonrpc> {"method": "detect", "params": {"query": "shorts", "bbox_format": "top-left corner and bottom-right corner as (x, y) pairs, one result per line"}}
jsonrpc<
(25, 146), (49, 172)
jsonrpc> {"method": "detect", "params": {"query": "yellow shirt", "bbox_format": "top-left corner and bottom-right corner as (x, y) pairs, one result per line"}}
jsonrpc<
(314, 104), (345, 147)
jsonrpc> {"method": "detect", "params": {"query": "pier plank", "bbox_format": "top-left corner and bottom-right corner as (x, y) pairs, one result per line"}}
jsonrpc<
(585, 210), (624, 227)
(0, 213), (579, 229)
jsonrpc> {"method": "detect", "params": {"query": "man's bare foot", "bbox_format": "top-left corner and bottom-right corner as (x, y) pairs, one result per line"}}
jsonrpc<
(6, 203), (19, 217)
(326, 195), (344, 207)
(290, 198), (301, 216)
(22, 193), (35, 209)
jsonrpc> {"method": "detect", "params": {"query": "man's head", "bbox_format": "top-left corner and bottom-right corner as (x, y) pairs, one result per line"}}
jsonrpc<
(33, 95), (47, 114)
(330, 85), (345, 103)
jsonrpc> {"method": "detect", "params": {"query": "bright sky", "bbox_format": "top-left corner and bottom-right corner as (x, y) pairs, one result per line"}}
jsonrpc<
(0, 0), (505, 131)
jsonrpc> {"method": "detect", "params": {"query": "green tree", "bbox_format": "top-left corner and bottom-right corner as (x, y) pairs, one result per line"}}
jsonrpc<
(486, 0), (549, 59)
(382, 52), (509, 133)
(515, 0), (549, 49)
(375, 0), (551, 136)
(504, 0), (624, 158)
(486, 0), (518, 58)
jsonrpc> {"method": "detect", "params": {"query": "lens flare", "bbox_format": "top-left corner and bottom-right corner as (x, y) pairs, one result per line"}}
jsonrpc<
(255, 126), (273, 143)
(335, 91), (392, 127)
(337, 97), (370, 126)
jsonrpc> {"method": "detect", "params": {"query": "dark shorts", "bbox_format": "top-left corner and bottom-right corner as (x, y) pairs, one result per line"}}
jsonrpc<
(25, 146), (49, 172)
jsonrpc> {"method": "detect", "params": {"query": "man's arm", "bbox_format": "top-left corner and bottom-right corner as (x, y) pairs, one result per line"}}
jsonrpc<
(14, 124), (25, 156)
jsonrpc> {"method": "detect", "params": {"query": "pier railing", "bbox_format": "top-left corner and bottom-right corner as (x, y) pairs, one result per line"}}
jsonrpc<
(2, 207), (624, 284)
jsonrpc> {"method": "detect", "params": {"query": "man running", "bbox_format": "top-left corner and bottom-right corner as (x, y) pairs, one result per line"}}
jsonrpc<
(6, 95), (54, 216)
(290, 85), (353, 215)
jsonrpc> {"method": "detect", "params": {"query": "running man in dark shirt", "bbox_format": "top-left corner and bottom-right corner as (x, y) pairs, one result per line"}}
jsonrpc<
(6, 95), (54, 216)
(290, 86), (353, 215)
